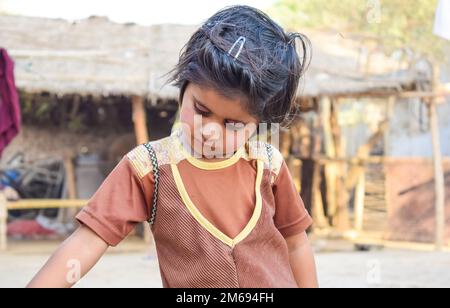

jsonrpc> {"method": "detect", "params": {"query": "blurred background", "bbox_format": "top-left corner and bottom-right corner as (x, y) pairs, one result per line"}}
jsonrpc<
(0, 0), (449, 288)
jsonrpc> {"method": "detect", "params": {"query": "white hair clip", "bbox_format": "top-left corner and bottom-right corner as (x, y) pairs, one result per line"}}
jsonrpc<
(228, 36), (246, 60)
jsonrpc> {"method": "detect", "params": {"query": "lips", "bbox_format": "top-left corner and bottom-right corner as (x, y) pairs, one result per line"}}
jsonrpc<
(192, 137), (229, 158)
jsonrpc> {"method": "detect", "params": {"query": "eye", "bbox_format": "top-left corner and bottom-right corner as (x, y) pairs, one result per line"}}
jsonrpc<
(225, 120), (245, 131)
(193, 102), (211, 117)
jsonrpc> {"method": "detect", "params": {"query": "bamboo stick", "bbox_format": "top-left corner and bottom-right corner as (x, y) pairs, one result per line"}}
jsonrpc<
(6, 199), (88, 210)
(131, 95), (152, 243)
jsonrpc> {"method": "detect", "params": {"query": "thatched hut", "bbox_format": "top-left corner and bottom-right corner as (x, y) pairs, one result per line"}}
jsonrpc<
(1, 14), (447, 249)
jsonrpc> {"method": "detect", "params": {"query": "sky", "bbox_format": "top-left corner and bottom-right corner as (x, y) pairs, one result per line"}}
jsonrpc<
(0, 0), (277, 25)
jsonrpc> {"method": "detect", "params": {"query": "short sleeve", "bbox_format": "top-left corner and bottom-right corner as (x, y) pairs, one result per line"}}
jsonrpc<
(272, 160), (313, 238)
(76, 155), (154, 246)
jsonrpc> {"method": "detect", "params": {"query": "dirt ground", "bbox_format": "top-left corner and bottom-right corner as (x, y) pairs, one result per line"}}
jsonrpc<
(1, 238), (449, 288)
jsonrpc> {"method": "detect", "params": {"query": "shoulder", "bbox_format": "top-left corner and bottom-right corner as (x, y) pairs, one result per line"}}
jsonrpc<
(247, 140), (284, 178)
(125, 132), (184, 179)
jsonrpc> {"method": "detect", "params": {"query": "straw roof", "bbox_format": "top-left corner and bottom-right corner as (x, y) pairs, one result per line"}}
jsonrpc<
(0, 14), (423, 101)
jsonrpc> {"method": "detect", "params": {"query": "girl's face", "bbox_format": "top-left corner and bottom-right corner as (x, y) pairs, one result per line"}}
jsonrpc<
(179, 83), (259, 159)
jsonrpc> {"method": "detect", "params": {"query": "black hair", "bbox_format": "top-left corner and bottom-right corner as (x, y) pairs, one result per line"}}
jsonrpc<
(165, 5), (312, 126)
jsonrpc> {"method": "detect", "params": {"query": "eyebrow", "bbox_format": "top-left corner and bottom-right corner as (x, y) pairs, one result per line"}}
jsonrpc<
(193, 96), (246, 124)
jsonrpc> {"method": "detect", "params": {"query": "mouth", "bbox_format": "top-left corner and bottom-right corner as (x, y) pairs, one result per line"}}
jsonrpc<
(192, 137), (226, 157)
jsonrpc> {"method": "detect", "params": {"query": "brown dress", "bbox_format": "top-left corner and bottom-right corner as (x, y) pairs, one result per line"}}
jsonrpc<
(76, 128), (313, 288)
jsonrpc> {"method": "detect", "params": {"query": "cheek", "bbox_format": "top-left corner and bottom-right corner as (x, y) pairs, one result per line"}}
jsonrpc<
(179, 104), (196, 134)
(179, 104), (193, 124)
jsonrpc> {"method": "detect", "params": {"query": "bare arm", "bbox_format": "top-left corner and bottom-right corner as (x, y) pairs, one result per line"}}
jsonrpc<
(27, 225), (109, 288)
(286, 232), (318, 288)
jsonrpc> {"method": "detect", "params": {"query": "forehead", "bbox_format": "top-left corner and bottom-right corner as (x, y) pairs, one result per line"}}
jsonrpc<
(185, 83), (257, 123)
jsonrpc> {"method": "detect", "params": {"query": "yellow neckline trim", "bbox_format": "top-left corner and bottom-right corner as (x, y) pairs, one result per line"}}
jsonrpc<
(171, 159), (264, 248)
(173, 131), (246, 170)
(184, 147), (245, 170)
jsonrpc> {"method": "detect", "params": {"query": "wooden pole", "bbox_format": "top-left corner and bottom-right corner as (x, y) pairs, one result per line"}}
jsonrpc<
(279, 128), (291, 158)
(325, 99), (338, 220)
(382, 96), (396, 232)
(64, 153), (78, 200)
(0, 192), (7, 251)
(330, 98), (349, 230)
(6, 199), (88, 210)
(311, 160), (328, 228)
(429, 100), (445, 251)
(131, 95), (152, 243)
(320, 97), (338, 222)
(58, 152), (79, 224)
(132, 96), (149, 145)
(383, 96), (396, 157)
(354, 171), (366, 231)
(311, 104), (330, 228)
(321, 97), (350, 230)
(331, 98), (350, 231)
(430, 62), (446, 252)
(280, 129), (303, 192)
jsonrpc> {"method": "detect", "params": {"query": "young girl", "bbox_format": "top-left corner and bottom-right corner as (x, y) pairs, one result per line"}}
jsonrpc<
(27, 5), (318, 288)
